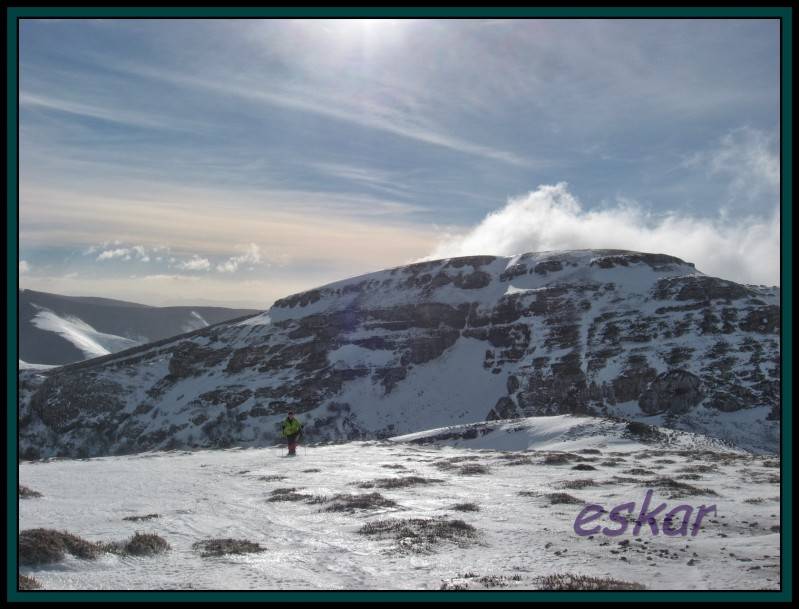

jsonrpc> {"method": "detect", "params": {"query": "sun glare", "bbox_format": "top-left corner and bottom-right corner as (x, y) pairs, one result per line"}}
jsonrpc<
(326, 19), (407, 46)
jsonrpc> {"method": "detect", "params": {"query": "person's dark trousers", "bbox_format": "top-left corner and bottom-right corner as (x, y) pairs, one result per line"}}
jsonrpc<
(287, 433), (299, 455)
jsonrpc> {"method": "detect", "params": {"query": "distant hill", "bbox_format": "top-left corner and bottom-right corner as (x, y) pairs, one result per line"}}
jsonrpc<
(18, 289), (260, 366)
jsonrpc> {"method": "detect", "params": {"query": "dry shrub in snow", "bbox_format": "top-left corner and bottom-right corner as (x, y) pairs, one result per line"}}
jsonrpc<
(358, 517), (478, 552)
(102, 532), (170, 556)
(18, 574), (42, 590)
(536, 573), (645, 590)
(19, 529), (101, 565)
(192, 538), (266, 557)
(358, 476), (443, 489)
(322, 493), (398, 512)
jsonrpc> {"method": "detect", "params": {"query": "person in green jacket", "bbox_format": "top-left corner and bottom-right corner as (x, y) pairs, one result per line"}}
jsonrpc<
(281, 411), (303, 456)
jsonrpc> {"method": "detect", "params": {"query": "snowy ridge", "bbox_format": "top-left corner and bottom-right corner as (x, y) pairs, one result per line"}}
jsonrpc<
(391, 414), (740, 453)
(269, 250), (703, 323)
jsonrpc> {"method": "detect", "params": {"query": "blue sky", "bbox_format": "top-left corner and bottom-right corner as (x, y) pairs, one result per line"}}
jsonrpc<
(19, 19), (780, 307)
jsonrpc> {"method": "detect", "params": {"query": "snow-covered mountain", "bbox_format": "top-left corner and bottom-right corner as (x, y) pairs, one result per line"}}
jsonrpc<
(18, 290), (259, 366)
(18, 250), (780, 459)
(18, 415), (780, 590)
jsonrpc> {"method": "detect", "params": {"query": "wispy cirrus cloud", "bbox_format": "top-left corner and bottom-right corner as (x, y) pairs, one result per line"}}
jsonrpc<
(175, 255), (211, 272)
(20, 92), (178, 131)
(85, 240), (263, 275)
(96, 248), (132, 261)
(131, 245), (150, 262)
(95, 244), (151, 262)
(141, 274), (202, 282)
(21, 183), (438, 266)
(682, 126), (779, 206)
(216, 243), (262, 273)
(99, 60), (534, 168)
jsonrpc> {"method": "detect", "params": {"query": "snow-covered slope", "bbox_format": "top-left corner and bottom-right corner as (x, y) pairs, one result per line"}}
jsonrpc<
(392, 414), (739, 453)
(18, 250), (780, 458)
(30, 308), (140, 359)
(19, 289), (259, 366)
(18, 360), (59, 371)
(17, 416), (780, 590)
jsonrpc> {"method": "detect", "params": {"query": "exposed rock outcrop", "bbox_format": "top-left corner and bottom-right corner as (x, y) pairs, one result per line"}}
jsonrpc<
(639, 370), (704, 415)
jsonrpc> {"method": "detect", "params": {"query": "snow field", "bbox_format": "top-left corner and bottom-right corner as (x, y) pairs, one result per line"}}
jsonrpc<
(19, 417), (780, 590)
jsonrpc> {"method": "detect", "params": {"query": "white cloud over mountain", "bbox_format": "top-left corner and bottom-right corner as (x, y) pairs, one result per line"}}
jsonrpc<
(427, 182), (779, 287)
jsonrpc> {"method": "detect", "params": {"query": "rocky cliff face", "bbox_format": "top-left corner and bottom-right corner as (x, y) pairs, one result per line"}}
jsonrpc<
(18, 250), (780, 458)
